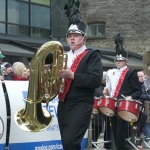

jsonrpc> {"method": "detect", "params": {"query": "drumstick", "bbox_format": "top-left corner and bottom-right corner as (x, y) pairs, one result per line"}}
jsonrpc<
(121, 94), (126, 99)
(121, 94), (132, 100)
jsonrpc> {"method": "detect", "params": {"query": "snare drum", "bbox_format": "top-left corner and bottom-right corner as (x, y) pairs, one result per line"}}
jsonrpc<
(92, 97), (100, 114)
(99, 96), (117, 116)
(117, 99), (142, 122)
(93, 97), (100, 110)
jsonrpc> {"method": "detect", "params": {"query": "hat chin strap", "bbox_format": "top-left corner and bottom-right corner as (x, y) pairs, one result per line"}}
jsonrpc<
(66, 34), (85, 46)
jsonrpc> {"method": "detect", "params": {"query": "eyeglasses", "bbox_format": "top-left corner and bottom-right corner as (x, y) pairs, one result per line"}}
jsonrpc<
(115, 60), (125, 62)
(138, 76), (144, 77)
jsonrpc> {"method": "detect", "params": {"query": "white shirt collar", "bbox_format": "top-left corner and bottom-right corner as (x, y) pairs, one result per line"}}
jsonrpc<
(117, 65), (127, 71)
(70, 45), (87, 54)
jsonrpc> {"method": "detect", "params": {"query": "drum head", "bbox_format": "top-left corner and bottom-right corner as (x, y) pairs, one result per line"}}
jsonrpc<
(92, 108), (99, 114)
(99, 107), (114, 116)
(118, 111), (138, 122)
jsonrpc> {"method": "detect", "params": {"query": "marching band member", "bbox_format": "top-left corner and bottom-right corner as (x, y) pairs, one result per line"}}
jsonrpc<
(103, 33), (141, 150)
(57, 19), (103, 150)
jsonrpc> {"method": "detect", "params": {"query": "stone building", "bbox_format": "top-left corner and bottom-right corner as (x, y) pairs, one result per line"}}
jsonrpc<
(80, 0), (150, 55)
(0, 0), (144, 70)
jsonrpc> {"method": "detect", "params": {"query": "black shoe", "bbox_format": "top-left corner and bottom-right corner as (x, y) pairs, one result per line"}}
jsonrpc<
(104, 145), (111, 149)
(92, 144), (97, 148)
(125, 143), (134, 150)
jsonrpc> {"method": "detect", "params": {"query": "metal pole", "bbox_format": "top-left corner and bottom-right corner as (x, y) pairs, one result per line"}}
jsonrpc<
(87, 116), (92, 149)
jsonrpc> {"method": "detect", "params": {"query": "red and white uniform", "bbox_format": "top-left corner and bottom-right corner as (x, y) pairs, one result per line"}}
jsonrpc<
(106, 66), (128, 98)
(66, 45), (86, 68)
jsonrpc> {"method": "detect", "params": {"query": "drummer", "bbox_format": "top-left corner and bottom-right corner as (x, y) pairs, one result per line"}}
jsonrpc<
(103, 33), (141, 150)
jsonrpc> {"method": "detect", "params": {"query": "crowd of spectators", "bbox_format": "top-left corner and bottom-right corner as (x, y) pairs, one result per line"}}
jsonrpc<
(1, 51), (150, 149)
(0, 51), (29, 82)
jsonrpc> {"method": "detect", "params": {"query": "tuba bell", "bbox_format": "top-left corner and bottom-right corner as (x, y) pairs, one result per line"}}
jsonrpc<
(14, 41), (67, 132)
(143, 50), (150, 77)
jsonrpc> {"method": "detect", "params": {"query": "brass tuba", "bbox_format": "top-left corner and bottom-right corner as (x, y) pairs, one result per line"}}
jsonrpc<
(143, 50), (150, 77)
(14, 41), (67, 132)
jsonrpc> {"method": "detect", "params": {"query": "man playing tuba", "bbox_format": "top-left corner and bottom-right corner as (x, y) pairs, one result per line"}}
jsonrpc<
(57, 19), (103, 150)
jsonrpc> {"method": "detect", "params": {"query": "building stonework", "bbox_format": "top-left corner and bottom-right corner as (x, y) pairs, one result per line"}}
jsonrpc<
(79, 0), (150, 55)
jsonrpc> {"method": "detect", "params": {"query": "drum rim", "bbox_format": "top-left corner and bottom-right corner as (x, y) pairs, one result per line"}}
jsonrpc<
(118, 99), (142, 104)
(94, 96), (100, 99)
(100, 96), (117, 100)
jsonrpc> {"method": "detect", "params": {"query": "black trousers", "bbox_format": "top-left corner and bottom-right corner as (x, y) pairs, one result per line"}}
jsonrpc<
(140, 112), (148, 132)
(57, 98), (92, 150)
(110, 115), (129, 150)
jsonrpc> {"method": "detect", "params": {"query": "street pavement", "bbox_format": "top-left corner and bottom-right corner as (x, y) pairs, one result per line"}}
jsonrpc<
(87, 135), (150, 150)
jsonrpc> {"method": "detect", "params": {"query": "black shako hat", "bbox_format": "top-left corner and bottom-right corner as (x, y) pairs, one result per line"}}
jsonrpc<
(114, 33), (128, 61)
(66, 20), (88, 37)
(64, 0), (88, 37)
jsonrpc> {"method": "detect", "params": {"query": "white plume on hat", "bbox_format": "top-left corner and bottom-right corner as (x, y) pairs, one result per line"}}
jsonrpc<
(103, 71), (108, 80)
